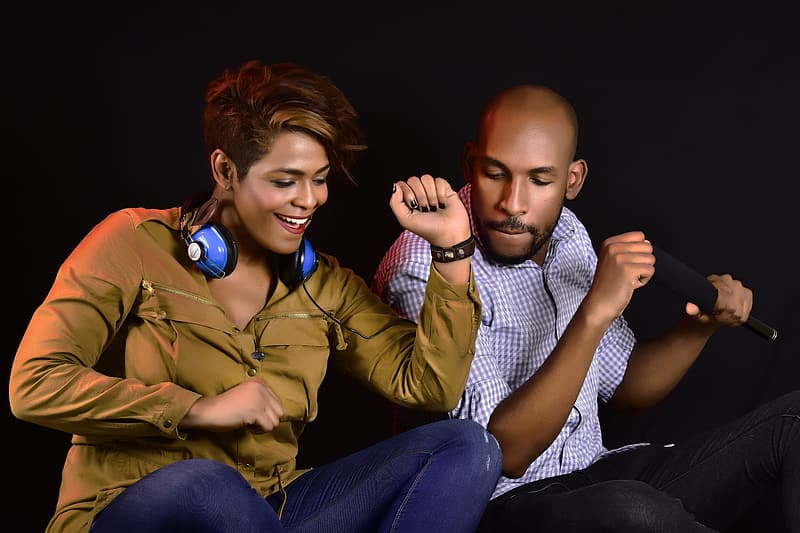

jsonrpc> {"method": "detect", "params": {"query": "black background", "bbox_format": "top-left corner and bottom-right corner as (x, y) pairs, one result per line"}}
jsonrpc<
(4, 5), (798, 532)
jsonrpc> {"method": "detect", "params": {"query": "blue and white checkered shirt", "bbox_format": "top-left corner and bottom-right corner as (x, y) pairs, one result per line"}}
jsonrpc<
(372, 183), (639, 499)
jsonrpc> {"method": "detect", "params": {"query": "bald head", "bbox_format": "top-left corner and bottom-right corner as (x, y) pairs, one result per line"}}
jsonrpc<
(463, 84), (588, 265)
(478, 85), (579, 160)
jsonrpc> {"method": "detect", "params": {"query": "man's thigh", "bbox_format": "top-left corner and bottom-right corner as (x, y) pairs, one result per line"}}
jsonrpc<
(478, 477), (715, 533)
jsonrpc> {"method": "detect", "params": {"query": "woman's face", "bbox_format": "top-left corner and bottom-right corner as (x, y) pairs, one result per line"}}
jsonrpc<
(226, 131), (330, 257)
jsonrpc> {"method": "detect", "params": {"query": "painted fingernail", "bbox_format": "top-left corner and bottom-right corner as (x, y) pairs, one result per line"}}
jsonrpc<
(392, 183), (397, 193)
(438, 202), (446, 209)
(421, 206), (429, 212)
(409, 199), (419, 210)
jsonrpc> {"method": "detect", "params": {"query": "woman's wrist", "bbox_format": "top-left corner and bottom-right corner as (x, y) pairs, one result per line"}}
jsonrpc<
(430, 235), (475, 263)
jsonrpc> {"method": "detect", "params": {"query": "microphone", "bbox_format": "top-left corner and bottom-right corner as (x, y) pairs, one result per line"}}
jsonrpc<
(651, 245), (778, 342)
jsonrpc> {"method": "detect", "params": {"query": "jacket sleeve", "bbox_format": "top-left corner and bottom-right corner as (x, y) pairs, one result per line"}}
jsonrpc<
(322, 251), (481, 412)
(9, 210), (200, 439)
(374, 231), (518, 429)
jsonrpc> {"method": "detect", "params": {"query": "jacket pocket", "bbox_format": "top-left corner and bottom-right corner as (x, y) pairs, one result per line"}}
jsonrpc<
(128, 280), (234, 386)
(255, 316), (331, 421)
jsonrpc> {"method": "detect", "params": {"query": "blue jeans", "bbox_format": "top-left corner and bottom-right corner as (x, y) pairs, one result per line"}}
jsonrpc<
(478, 390), (800, 532)
(91, 418), (502, 532)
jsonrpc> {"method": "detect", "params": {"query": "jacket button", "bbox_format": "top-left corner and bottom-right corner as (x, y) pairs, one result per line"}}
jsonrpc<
(247, 367), (257, 377)
(164, 420), (173, 428)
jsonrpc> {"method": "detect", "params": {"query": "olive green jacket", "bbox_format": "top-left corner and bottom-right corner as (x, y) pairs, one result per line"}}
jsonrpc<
(9, 207), (481, 533)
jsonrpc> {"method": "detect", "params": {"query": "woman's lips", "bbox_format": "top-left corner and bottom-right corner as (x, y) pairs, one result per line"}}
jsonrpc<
(275, 214), (311, 235)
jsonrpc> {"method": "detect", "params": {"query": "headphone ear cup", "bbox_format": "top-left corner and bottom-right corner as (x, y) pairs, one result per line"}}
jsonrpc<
(280, 237), (319, 289)
(187, 222), (238, 278)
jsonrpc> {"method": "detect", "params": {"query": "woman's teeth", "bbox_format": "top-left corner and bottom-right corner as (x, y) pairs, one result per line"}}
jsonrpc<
(276, 214), (309, 227)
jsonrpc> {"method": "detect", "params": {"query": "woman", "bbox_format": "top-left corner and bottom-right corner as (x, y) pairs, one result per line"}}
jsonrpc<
(9, 59), (500, 533)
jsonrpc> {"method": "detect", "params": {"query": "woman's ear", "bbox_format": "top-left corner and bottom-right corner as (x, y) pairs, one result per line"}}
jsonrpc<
(565, 159), (588, 201)
(210, 149), (236, 191)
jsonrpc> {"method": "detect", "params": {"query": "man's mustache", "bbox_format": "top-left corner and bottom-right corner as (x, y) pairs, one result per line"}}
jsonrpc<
(487, 218), (536, 234)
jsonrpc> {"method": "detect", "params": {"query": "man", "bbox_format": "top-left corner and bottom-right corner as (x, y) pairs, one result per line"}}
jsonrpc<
(372, 84), (799, 532)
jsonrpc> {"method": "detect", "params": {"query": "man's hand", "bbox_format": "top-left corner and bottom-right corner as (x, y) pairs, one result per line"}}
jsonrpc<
(687, 273), (752, 328)
(584, 231), (655, 325)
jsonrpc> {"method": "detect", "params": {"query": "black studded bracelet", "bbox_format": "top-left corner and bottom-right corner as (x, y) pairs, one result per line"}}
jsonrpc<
(430, 235), (476, 263)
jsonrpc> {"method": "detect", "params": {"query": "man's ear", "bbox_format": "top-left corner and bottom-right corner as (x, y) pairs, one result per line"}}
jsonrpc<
(565, 159), (588, 200)
(210, 149), (237, 190)
(462, 142), (476, 183)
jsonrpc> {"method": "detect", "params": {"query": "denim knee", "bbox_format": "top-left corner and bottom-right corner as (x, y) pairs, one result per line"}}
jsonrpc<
(439, 419), (502, 479)
(155, 458), (245, 487)
(781, 389), (800, 413)
(592, 480), (710, 532)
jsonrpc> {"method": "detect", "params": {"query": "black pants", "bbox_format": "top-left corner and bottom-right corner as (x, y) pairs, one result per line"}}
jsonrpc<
(478, 390), (800, 533)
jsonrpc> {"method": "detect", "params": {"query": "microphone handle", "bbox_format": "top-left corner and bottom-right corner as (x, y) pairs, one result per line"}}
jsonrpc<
(651, 246), (778, 342)
(744, 315), (778, 342)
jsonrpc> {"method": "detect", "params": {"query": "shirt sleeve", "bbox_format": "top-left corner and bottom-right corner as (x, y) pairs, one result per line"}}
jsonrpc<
(566, 221), (637, 403)
(371, 230), (431, 322)
(449, 327), (512, 428)
(9, 210), (200, 439)
(595, 312), (637, 402)
(371, 230), (500, 417)
(308, 227), (481, 412)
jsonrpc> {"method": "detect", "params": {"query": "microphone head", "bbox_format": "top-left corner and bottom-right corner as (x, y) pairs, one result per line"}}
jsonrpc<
(651, 245), (717, 313)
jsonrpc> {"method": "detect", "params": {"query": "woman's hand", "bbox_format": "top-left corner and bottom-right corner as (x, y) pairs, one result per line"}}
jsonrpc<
(390, 174), (471, 248)
(180, 378), (285, 434)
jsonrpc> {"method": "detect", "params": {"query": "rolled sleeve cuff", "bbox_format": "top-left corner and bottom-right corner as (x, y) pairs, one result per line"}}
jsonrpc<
(429, 261), (478, 302)
(156, 386), (202, 439)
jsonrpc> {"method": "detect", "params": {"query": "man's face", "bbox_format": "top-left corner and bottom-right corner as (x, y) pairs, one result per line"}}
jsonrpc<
(467, 108), (576, 265)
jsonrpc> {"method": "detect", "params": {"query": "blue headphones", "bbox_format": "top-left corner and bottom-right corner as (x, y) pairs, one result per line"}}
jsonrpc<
(180, 192), (318, 287)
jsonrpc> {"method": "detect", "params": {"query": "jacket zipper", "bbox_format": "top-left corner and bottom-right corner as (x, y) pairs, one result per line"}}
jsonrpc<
(142, 279), (219, 306)
(254, 312), (328, 321)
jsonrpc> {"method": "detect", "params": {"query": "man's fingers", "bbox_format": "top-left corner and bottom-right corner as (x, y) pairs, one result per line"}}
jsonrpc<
(605, 231), (647, 244)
